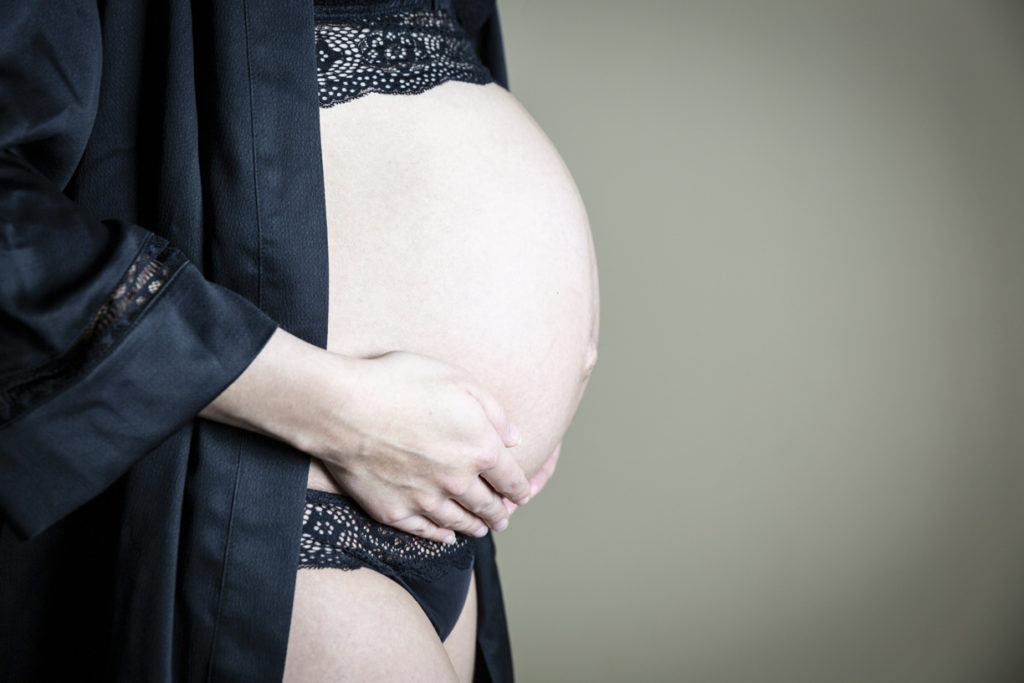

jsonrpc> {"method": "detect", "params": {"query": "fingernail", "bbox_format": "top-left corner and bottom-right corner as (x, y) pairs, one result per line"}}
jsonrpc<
(495, 518), (509, 532)
(517, 495), (530, 506)
(508, 422), (522, 446)
(443, 533), (456, 545)
(530, 483), (540, 498)
(474, 526), (489, 538)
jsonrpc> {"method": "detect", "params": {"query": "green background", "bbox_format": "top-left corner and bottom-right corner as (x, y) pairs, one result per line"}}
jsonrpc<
(496, 1), (1024, 681)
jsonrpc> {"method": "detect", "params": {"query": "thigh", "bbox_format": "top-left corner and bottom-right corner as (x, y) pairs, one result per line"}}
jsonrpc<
(283, 568), (459, 683)
(444, 573), (478, 683)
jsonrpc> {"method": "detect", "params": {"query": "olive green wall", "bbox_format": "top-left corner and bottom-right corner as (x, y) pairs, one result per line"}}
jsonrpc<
(496, 2), (1024, 681)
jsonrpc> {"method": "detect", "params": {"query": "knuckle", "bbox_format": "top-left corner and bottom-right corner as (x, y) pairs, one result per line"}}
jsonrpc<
(475, 448), (499, 470)
(378, 506), (406, 526)
(416, 496), (440, 515)
(443, 476), (471, 498)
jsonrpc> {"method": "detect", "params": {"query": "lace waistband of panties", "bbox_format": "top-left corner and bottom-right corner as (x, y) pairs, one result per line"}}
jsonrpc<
(298, 488), (476, 582)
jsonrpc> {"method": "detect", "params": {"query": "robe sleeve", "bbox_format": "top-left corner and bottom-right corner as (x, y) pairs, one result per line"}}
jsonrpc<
(0, 2), (279, 539)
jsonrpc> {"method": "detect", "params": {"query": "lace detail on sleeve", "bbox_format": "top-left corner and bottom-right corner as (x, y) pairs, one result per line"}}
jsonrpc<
(315, 6), (493, 107)
(0, 235), (187, 424)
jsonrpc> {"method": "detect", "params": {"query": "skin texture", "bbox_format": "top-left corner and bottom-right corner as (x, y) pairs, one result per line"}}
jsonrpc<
(282, 570), (478, 683)
(315, 81), (599, 484)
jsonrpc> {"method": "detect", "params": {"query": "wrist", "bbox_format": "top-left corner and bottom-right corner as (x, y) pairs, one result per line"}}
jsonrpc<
(199, 327), (343, 449)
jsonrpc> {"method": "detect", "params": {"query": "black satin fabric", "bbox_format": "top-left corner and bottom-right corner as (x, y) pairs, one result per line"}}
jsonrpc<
(0, 0), (512, 680)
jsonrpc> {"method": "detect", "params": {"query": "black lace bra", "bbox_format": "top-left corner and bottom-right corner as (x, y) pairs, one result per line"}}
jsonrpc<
(314, 0), (494, 107)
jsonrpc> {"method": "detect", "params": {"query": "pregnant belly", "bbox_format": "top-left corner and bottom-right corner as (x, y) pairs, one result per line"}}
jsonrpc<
(307, 81), (599, 491)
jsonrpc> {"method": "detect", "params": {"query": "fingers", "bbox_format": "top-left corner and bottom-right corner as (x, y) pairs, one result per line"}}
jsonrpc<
(480, 447), (531, 505)
(423, 499), (492, 539)
(461, 380), (522, 448)
(388, 514), (458, 545)
(453, 478), (511, 531)
(387, 495), (506, 542)
(503, 441), (563, 514)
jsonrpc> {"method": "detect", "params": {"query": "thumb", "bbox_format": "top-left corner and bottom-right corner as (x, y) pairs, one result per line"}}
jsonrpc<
(463, 381), (522, 448)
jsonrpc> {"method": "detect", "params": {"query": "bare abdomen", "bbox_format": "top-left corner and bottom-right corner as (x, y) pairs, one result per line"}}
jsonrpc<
(308, 81), (599, 490)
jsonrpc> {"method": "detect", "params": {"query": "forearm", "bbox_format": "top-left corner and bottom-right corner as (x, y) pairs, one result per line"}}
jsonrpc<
(199, 327), (338, 449)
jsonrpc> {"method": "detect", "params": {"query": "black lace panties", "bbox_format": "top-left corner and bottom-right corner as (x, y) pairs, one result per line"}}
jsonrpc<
(314, 0), (493, 106)
(298, 488), (476, 640)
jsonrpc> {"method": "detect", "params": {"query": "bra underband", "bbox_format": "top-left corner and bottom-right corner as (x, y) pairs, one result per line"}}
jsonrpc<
(314, 0), (493, 106)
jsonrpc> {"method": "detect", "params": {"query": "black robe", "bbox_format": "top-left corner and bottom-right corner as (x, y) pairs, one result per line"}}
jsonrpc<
(0, 0), (513, 679)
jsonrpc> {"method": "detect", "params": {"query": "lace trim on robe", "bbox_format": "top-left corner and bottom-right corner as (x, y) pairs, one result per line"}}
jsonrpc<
(298, 488), (475, 581)
(0, 235), (186, 423)
(314, 4), (493, 107)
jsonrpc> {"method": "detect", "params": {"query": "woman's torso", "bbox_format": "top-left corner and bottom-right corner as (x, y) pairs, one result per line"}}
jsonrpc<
(307, 0), (599, 491)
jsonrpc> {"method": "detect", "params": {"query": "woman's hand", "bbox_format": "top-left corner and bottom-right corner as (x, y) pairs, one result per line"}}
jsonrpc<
(503, 441), (561, 515)
(301, 348), (533, 542)
(200, 328), (532, 543)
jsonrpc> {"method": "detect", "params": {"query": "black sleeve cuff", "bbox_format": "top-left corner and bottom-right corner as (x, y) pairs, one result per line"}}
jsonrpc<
(0, 255), (278, 539)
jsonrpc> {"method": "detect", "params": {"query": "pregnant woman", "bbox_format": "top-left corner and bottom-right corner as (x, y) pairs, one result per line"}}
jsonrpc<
(0, 0), (594, 680)
(281, 1), (600, 680)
